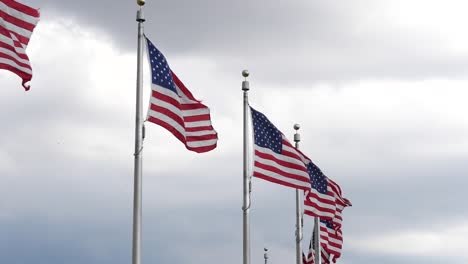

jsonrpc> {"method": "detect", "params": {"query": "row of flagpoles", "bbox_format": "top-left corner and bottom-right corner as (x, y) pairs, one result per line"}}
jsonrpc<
(0, 1), (351, 264)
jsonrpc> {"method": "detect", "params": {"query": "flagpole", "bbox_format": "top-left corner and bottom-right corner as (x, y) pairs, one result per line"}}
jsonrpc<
(313, 217), (320, 264)
(293, 124), (303, 264)
(242, 70), (251, 264)
(132, 1), (145, 264)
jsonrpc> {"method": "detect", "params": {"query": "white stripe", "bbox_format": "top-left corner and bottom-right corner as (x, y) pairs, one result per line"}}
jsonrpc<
(186, 138), (217, 148)
(0, 57), (31, 74)
(0, 46), (30, 65)
(186, 130), (217, 137)
(185, 120), (212, 128)
(0, 2), (39, 25)
(253, 166), (311, 188)
(181, 106), (209, 116)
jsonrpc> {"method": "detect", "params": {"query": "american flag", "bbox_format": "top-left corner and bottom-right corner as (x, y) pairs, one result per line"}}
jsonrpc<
(319, 219), (343, 263)
(145, 36), (218, 153)
(301, 157), (337, 220)
(250, 107), (311, 190)
(0, 0), (39, 90)
(302, 237), (314, 264)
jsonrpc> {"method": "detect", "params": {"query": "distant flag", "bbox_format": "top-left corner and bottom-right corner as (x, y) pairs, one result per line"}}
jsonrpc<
(0, 0), (40, 90)
(302, 238), (314, 264)
(328, 178), (352, 230)
(300, 157), (337, 220)
(145, 36), (217, 153)
(250, 107), (311, 190)
(319, 219), (344, 263)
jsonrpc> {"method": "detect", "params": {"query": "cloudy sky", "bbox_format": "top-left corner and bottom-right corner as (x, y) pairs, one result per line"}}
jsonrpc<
(2, 1), (468, 264)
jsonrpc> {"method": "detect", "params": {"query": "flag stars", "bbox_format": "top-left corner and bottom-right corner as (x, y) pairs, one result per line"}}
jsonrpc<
(251, 108), (282, 154)
(145, 37), (177, 93)
(307, 162), (328, 194)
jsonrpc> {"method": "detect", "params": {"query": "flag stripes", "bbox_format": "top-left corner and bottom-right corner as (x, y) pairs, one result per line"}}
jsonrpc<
(0, 0), (39, 90)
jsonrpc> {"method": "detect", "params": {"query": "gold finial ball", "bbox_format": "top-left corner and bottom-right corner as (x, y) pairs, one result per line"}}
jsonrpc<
(242, 70), (249, 78)
(137, 0), (145, 6)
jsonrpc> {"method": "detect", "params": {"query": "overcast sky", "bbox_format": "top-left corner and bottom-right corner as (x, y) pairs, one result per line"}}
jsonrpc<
(1, 1), (468, 264)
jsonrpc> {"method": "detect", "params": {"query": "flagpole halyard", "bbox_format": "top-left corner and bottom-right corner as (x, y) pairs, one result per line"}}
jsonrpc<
(293, 124), (303, 264)
(242, 69), (251, 264)
(132, 3), (145, 264)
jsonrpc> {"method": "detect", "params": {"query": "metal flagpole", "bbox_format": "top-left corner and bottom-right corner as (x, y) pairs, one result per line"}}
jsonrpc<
(293, 124), (303, 264)
(242, 70), (251, 264)
(132, 1), (145, 264)
(313, 216), (321, 264)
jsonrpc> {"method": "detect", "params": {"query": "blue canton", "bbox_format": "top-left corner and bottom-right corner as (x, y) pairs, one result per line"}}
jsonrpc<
(146, 37), (177, 94)
(251, 107), (282, 154)
(307, 162), (328, 194)
(320, 219), (334, 229)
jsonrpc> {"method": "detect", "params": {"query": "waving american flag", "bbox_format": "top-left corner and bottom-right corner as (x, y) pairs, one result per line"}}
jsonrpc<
(145, 36), (218, 153)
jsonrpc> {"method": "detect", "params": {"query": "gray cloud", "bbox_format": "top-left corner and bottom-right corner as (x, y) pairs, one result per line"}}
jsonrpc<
(1, 2), (468, 264)
(39, 0), (468, 85)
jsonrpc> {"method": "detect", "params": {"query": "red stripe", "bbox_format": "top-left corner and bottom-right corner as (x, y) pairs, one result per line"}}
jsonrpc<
(0, 9), (36, 31)
(171, 71), (197, 101)
(253, 172), (310, 190)
(184, 114), (210, 122)
(254, 160), (310, 184)
(186, 133), (217, 142)
(0, 0), (40, 17)
(0, 62), (30, 79)
(149, 104), (185, 128)
(0, 51), (30, 69)
(180, 103), (207, 110)
(186, 125), (214, 132)
(255, 149), (308, 172)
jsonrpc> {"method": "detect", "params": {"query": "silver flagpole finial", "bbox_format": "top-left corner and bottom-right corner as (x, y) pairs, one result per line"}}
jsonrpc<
(242, 70), (250, 91)
(294, 124), (301, 144)
(264, 248), (269, 264)
(242, 69), (250, 78)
